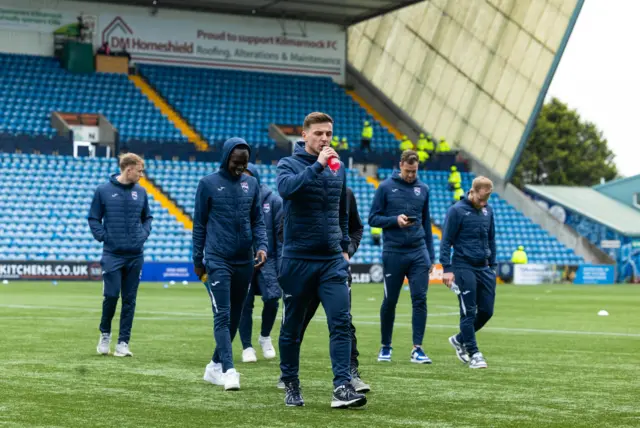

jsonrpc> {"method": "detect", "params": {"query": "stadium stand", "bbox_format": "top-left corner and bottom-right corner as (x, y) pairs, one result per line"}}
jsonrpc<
(0, 55), (583, 266)
(0, 153), (191, 263)
(0, 151), (585, 265)
(138, 64), (399, 151)
(0, 153), (584, 265)
(0, 53), (184, 143)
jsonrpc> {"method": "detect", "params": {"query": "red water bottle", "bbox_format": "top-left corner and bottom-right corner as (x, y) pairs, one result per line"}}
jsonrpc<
(328, 156), (340, 172)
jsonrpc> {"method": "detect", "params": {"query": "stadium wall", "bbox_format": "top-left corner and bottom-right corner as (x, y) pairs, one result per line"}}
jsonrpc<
(347, 0), (580, 179)
(0, 0), (346, 83)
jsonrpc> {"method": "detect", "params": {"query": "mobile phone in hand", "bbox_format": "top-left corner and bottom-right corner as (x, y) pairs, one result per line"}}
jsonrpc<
(406, 215), (418, 223)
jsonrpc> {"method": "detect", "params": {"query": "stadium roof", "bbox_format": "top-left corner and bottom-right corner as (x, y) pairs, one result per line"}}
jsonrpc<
(593, 173), (640, 191)
(87, 0), (420, 26)
(526, 185), (640, 237)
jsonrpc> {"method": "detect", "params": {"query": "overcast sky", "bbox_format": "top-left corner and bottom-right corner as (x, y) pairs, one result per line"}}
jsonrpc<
(547, 0), (639, 178)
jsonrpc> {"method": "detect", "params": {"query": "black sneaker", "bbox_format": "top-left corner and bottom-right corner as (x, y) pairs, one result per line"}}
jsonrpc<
(331, 383), (367, 409)
(350, 367), (371, 393)
(284, 381), (304, 407)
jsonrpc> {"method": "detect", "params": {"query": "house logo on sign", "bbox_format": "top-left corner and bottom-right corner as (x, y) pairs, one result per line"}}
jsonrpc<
(101, 16), (134, 46)
(101, 16), (194, 54)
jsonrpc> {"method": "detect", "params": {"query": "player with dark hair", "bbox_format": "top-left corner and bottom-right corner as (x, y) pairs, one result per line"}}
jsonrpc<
(194, 138), (268, 391)
(368, 150), (435, 364)
(276, 112), (366, 408)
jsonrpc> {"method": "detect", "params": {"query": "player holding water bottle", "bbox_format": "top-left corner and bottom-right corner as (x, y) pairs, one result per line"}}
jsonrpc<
(276, 112), (365, 408)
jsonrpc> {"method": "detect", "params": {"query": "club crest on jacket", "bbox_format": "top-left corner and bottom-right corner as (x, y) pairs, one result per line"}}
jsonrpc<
(414, 187), (421, 196)
(241, 182), (249, 193)
(132, 191), (138, 200)
(263, 203), (270, 213)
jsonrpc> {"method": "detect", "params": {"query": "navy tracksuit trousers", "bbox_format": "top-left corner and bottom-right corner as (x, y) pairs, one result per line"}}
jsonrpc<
(380, 250), (430, 347)
(203, 259), (253, 372)
(453, 267), (496, 355)
(99, 255), (144, 343)
(299, 269), (360, 370)
(238, 271), (280, 349)
(278, 256), (351, 388)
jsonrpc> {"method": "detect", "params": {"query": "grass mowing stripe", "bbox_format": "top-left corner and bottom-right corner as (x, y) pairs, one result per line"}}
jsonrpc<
(1, 282), (639, 427)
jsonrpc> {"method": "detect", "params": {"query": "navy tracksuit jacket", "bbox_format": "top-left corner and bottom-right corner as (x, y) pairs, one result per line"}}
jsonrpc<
(88, 173), (153, 343)
(440, 196), (497, 356)
(192, 138), (268, 372)
(276, 141), (352, 388)
(239, 163), (283, 349)
(369, 170), (435, 347)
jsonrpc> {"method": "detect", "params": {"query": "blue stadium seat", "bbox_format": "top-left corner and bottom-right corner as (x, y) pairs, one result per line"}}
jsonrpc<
(0, 53), (184, 143)
(139, 64), (400, 151)
(0, 153), (191, 262)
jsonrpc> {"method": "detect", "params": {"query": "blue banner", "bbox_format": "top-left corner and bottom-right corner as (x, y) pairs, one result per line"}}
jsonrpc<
(573, 265), (615, 285)
(141, 262), (199, 282)
(138, 262), (617, 284)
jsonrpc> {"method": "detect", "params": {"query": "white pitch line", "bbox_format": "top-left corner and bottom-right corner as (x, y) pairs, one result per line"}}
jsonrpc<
(350, 320), (640, 338)
(2, 304), (639, 338)
(0, 304), (456, 319)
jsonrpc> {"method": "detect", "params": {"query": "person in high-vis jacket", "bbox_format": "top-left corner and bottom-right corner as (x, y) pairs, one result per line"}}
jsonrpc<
(417, 133), (434, 154)
(371, 226), (382, 245)
(399, 135), (414, 151)
(339, 137), (349, 151)
(417, 148), (429, 165)
(361, 121), (373, 152)
(452, 182), (464, 202)
(448, 166), (461, 190)
(436, 137), (451, 153)
(511, 246), (528, 264)
(89, 152), (152, 358)
(440, 176), (496, 370)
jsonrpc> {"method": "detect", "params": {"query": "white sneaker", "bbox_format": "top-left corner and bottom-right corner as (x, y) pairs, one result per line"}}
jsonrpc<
(469, 352), (488, 369)
(258, 336), (276, 359)
(114, 341), (133, 357)
(242, 347), (258, 363)
(223, 368), (240, 391)
(203, 361), (224, 385)
(97, 333), (111, 355)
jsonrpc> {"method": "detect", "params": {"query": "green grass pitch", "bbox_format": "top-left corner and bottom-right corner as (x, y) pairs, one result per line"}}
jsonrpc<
(1, 281), (639, 427)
